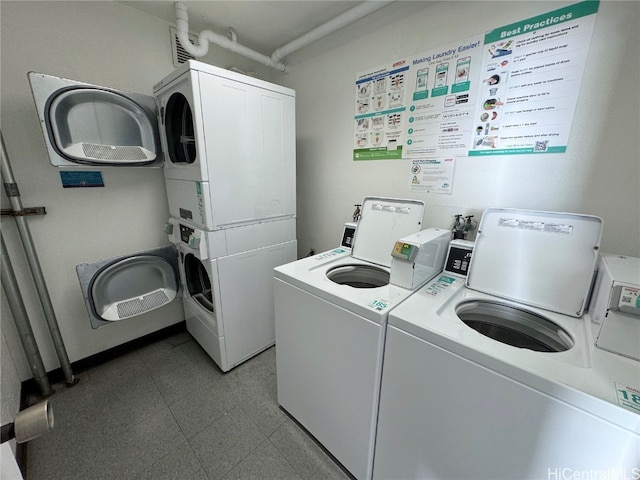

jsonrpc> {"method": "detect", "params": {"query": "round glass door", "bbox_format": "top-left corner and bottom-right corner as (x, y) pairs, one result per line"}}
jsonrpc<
(164, 92), (196, 165)
(183, 253), (214, 312)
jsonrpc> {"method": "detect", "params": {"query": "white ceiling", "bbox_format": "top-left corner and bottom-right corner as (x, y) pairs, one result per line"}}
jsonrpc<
(119, 1), (364, 56)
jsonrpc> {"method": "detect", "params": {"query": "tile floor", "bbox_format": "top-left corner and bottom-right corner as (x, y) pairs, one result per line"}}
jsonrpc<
(26, 329), (351, 480)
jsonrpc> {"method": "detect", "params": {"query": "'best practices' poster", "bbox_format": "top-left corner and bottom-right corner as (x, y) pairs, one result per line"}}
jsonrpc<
(469, 1), (599, 155)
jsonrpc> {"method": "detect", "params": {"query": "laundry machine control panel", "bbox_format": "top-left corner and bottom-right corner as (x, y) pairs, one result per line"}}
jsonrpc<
(592, 253), (640, 361)
(444, 239), (474, 277)
(179, 224), (195, 245)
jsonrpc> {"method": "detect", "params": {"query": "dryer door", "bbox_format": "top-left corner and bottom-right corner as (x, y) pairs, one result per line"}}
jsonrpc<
(76, 245), (179, 329)
(155, 67), (210, 183)
(29, 72), (162, 167)
(183, 252), (215, 314)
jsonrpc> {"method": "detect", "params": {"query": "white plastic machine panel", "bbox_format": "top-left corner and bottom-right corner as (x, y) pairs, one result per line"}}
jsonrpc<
(352, 197), (425, 267)
(198, 71), (296, 229)
(468, 209), (602, 317)
(373, 325), (640, 479)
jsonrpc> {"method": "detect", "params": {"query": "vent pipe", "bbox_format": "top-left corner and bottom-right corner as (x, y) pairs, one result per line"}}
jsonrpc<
(174, 0), (394, 72)
(175, 1), (287, 71)
(1, 131), (75, 387)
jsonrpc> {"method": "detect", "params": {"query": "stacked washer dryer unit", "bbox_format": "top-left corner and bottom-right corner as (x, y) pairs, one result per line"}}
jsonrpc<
(275, 198), (453, 480)
(373, 208), (640, 479)
(157, 60), (297, 372)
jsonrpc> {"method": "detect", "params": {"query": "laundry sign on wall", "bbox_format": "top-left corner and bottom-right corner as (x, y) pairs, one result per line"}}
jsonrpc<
(352, 0), (599, 174)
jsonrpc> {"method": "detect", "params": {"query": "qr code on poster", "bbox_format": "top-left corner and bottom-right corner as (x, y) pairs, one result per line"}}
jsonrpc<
(534, 140), (549, 152)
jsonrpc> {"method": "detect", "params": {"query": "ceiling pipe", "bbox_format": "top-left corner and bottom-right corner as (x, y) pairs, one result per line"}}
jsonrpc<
(270, 0), (395, 65)
(174, 0), (395, 73)
(175, 1), (287, 72)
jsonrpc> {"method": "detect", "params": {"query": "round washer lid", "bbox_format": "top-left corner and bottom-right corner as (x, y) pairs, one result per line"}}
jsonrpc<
(351, 197), (425, 267)
(467, 208), (602, 317)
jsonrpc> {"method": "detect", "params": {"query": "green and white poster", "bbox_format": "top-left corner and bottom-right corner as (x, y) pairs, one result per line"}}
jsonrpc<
(469, 1), (599, 156)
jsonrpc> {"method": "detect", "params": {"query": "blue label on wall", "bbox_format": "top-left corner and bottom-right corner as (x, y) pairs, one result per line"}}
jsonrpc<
(60, 171), (104, 188)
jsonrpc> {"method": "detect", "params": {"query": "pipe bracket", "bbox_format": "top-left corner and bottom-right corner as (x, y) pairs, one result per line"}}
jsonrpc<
(1, 207), (47, 217)
(3, 182), (20, 197)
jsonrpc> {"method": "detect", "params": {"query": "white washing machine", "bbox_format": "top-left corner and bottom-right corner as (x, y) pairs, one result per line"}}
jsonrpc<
(168, 218), (296, 372)
(373, 208), (640, 479)
(155, 60), (296, 231)
(275, 197), (438, 480)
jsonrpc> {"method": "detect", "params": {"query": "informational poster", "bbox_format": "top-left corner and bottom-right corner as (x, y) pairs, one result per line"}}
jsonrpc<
(410, 158), (455, 194)
(469, 1), (599, 155)
(353, 0), (600, 197)
(354, 62), (409, 160)
(404, 36), (483, 160)
(353, 36), (483, 162)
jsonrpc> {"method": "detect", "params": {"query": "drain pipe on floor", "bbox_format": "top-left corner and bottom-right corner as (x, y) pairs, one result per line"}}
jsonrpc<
(1, 233), (53, 397)
(1, 132), (76, 387)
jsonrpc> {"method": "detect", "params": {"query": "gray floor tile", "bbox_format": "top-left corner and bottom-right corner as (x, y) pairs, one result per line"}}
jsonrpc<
(222, 439), (302, 480)
(83, 407), (187, 479)
(189, 407), (267, 480)
(26, 331), (347, 480)
(239, 389), (288, 437)
(310, 456), (352, 480)
(269, 419), (329, 479)
(169, 373), (248, 438)
(136, 441), (208, 480)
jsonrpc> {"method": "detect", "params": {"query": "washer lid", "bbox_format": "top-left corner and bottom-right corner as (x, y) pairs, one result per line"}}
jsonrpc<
(351, 197), (425, 267)
(467, 208), (602, 317)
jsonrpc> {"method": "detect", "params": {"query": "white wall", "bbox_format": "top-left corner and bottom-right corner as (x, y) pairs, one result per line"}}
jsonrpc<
(279, 1), (639, 258)
(0, 1), (279, 381)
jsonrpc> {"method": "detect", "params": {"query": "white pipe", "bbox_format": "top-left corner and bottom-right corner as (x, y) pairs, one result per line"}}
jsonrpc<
(270, 0), (395, 64)
(174, 2), (288, 72)
(174, 1), (395, 73)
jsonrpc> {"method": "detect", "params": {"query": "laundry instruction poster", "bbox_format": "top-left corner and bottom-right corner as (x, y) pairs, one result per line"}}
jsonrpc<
(403, 35), (483, 160)
(353, 35), (483, 161)
(354, 61), (409, 160)
(469, 1), (599, 156)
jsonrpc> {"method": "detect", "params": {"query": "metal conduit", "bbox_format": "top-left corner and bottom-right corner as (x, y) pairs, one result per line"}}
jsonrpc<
(1, 131), (75, 386)
(1, 233), (53, 397)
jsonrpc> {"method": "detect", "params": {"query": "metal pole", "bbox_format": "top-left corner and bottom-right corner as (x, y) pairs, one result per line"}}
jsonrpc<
(1, 233), (53, 396)
(1, 131), (75, 386)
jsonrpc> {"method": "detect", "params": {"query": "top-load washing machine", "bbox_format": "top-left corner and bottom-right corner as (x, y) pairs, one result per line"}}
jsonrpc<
(373, 208), (640, 479)
(274, 197), (451, 480)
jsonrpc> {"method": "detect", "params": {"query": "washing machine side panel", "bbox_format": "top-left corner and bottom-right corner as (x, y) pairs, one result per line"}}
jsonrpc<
(215, 241), (296, 369)
(198, 72), (296, 229)
(373, 326), (640, 479)
(274, 278), (384, 480)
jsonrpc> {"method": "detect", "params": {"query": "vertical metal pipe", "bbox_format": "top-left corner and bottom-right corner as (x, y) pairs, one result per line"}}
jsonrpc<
(1, 233), (53, 396)
(1, 131), (75, 386)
